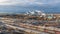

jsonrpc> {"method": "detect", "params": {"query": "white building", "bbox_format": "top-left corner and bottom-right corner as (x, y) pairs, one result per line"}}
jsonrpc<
(25, 10), (46, 16)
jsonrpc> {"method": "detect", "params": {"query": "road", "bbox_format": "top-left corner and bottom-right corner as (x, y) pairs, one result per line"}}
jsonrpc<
(5, 24), (49, 34)
(0, 17), (60, 34)
(0, 18), (49, 34)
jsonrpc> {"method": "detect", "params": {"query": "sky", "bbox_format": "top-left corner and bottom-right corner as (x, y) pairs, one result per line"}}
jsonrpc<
(0, 0), (60, 14)
(0, 0), (60, 6)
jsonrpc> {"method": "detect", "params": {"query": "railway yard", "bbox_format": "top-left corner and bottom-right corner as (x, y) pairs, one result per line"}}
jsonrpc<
(0, 14), (60, 34)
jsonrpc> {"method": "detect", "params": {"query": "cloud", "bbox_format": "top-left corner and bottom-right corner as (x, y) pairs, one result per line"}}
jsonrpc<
(0, 0), (60, 6)
(35, 0), (60, 6)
